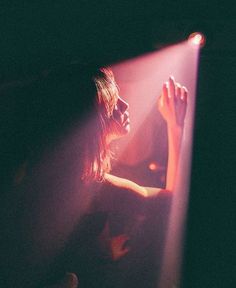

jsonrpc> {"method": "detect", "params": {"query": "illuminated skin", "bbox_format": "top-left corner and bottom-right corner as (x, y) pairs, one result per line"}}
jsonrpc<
(106, 96), (130, 144)
(112, 96), (130, 136)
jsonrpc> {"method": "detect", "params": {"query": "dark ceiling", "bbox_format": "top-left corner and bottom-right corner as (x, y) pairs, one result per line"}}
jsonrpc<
(0, 1), (234, 78)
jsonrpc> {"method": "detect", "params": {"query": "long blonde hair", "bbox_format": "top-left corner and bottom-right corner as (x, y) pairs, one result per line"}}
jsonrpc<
(81, 67), (118, 182)
(0, 64), (118, 190)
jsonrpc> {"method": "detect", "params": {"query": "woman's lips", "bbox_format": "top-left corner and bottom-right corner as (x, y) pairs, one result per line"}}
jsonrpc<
(124, 112), (129, 122)
(123, 118), (130, 126)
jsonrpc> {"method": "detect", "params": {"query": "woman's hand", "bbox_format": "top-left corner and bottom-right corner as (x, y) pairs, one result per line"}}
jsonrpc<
(158, 76), (188, 127)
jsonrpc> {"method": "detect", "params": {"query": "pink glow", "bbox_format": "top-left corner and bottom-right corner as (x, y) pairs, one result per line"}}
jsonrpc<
(111, 41), (201, 287)
(28, 41), (201, 285)
(112, 41), (198, 166)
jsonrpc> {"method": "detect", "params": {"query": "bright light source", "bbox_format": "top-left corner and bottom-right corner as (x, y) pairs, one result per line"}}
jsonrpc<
(188, 32), (206, 47)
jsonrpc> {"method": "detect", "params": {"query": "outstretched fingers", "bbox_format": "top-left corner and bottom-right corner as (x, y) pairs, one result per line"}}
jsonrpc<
(158, 76), (188, 127)
(177, 85), (188, 126)
(168, 76), (176, 99)
(176, 83), (182, 101)
(181, 86), (188, 102)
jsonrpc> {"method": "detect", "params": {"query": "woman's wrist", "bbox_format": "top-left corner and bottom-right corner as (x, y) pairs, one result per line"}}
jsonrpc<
(167, 122), (183, 139)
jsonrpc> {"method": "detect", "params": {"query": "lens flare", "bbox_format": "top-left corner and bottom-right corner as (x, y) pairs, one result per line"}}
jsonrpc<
(148, 162), (158, 171)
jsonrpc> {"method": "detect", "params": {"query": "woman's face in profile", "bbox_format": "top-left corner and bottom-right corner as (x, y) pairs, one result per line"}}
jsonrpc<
(107, 96), (130, 143)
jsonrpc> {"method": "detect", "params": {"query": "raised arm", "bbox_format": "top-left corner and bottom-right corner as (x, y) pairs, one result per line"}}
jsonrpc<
(105, 75), (188, 198)
(158, 76), (188, 191)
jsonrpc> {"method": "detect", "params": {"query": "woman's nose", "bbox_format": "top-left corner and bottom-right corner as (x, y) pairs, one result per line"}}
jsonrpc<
(118, 97), (129, 113)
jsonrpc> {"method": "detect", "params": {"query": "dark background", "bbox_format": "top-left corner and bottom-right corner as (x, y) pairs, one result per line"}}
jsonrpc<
(0, 1), (235, 287)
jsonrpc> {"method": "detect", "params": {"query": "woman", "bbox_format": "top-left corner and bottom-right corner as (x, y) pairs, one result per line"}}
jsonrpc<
(51, 66), (188, 288)
(91, 67), (187, 193)
(1, 65), (187, 288)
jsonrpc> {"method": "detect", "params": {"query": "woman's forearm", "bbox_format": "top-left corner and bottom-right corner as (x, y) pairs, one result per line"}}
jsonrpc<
(165, 124), (183, 191)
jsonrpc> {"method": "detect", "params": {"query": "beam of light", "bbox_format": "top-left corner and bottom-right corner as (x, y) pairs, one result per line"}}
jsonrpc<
(158, 42), (200, 288)
(111, 41), (198, 169)
(111, 40), (201, 287)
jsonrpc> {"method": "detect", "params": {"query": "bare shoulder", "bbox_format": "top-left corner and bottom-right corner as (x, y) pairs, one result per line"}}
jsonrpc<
(104, 173), (170, 198)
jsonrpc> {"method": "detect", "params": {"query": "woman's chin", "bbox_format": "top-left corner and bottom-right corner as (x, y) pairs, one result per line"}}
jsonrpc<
(124, 123), (131, 134)
(119, 122), (130, 136)
(107, 125), (130, 143)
